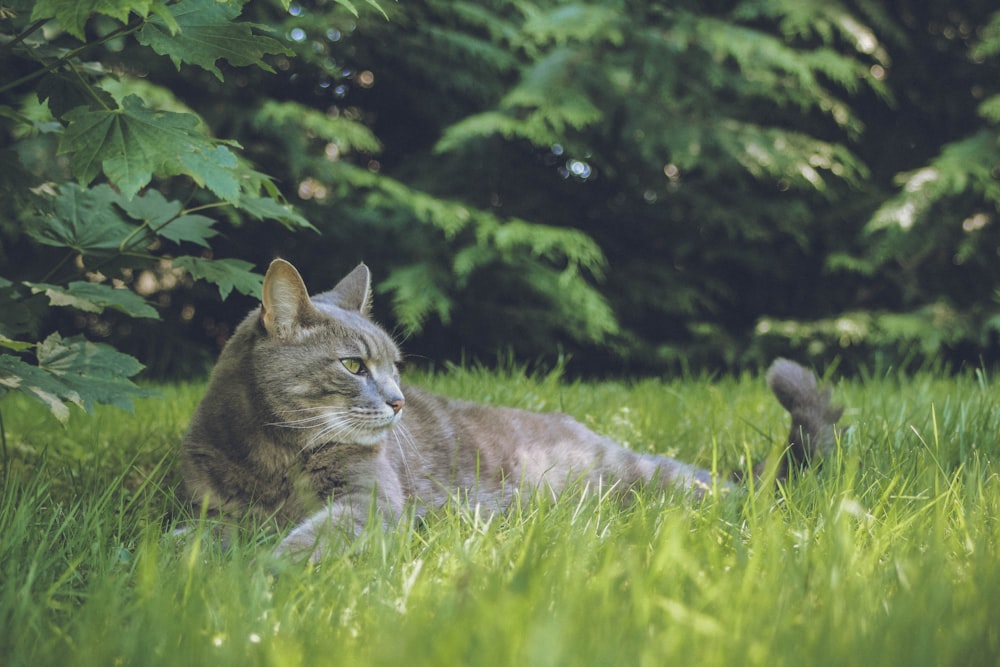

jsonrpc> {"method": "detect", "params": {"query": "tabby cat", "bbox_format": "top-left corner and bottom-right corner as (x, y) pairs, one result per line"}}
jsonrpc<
(181, 259), (842, 561)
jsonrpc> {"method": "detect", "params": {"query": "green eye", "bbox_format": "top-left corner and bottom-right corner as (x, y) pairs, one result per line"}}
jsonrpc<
(340, 358), (366, 375)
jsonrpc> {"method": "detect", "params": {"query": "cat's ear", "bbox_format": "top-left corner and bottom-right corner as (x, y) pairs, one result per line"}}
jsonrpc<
(314, 263), (372, 316)
(260, 259), (316, 338)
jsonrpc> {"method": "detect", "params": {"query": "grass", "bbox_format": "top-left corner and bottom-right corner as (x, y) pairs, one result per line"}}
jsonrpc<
(1, 364), (999, 666)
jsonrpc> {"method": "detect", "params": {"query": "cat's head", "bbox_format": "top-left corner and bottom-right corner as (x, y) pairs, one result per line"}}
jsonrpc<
(252, 259), (404, 448)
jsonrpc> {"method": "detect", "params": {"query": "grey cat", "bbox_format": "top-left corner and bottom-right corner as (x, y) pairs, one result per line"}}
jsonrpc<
(181, 259), (842, 561)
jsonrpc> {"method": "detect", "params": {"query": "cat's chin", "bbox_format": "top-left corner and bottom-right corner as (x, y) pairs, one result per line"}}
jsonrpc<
(340, 415), (401, 447)
(343, 431), (389, 447)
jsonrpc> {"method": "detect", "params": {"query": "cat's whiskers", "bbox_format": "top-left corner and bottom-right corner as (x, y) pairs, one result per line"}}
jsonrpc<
(392, 422), (424, 462)
(390, 423), (423, 487)
(267, 406), (344, 429)
(303, 411), (369, 450)
(271, 404), (403, 453)
(266, 406), (363, 452)
(307, 417), (366, 450)
(269, 415), (337, 430)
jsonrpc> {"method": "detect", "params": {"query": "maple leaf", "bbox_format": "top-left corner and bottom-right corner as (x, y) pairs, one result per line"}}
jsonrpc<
(138, 0), (292, 81)
(25, 183), (136, 254)
(115, 189), (219, 248)
(60, 95), (241, 201)
(173, 256), (263, 300)
(0, 334), (153, 422)
(36, 333), (153, 413)
(0, 353), (76, 422)
(27, 281), (160, 320)
(31, 0), (151, 40)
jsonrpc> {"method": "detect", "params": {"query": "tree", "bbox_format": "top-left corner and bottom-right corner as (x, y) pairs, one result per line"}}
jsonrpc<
(3, 0), (998, 437)
(313, 0), (1000, 371)
(0, 0), (313, 429)
(257, 0), (891, 369)
(756, 1), (1000, 367)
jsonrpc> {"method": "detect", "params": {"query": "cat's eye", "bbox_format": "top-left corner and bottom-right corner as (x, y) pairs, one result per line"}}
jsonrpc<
(340, 357), (367, 375)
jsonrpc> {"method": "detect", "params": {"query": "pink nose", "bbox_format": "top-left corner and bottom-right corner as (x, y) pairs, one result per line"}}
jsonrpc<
(388, 398), (404, 414)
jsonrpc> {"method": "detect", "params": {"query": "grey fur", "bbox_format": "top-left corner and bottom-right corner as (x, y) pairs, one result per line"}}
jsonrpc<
(766, 358), (844, 471)
(180, 260), (842, 561)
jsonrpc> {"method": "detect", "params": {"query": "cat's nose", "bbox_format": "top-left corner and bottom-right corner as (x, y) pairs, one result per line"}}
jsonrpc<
(387, 398), (404, 414)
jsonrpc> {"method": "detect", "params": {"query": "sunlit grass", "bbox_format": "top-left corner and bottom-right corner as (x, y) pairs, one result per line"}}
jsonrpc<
(1, 365), (998, 666)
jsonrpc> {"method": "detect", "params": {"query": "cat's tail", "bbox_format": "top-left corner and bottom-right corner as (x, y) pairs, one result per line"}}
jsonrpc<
(764, 358), (844, 479)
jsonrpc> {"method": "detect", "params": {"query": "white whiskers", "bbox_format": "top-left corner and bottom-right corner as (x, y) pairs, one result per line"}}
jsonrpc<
(267, 406), (390, 452)
(390, 422), (425, 486)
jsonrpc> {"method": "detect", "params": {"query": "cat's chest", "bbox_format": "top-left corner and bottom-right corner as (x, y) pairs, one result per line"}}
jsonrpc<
(300, 443), (384, 494)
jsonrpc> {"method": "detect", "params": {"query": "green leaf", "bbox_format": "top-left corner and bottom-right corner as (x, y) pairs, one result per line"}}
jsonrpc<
(30, 0), (150, 40)
(0, 336), (35, 353)
(156, 214), (218, 248)
(0, 285), (46, 341)
(173, 256), (262, 300)
(0, 333), (153, 421)
(25, 183), (136, 254)
(147, 0), (182, 35)
(234, 193), (315, 231)
(978, 94), (1000, 123)
(114, 189), (218, 247)
(178, 145), (241, 201)
(332, 0), (359, 17)
(60, 95), (242, 201)
(114, 186), (182, 225)
(138, 0), (293, 81)
(869, 130), (1000, 231)
(27, 281), (160, 319)
(37, 73), (118, 120)
(330, 0), (387, 19)
(523, 4), (622, 44)
(36, 333), (153, 414)
(0, 353), (75, 422)
(377, 264), (453, 334)
(255, 100), (383, 155)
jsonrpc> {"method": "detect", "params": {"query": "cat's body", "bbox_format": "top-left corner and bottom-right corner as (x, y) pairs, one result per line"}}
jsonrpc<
(181, 260), (841, 560)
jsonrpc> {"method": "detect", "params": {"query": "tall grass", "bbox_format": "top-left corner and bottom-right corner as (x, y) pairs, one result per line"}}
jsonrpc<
(1, 365), (998, 666)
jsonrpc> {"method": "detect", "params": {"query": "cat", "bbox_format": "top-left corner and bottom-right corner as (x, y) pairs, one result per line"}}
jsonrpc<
(180, 259), (842, 561)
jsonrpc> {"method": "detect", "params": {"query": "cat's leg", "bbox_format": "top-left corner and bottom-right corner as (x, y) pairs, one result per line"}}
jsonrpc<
(519, 359), (844, 498)
(636, 452), (721, 498)
(588, 443), (724, 499)
(275, 449), (408, 562)
(504, 414), (724, 501)
(272, 495), (374, 562)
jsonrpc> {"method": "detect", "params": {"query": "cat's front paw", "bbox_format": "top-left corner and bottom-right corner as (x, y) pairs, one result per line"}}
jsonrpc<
(272, 508), (360, 562)
(274, 531), (319, 562)
(274, 523), (346, 563)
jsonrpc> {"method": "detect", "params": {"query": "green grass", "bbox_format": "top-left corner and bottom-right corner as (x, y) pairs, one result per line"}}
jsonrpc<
(1, 365), (999, 666)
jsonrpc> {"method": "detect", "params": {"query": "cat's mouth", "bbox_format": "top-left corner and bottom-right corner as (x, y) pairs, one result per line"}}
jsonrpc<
(268, 405), (402, 448)
(340, 408), (403, 446)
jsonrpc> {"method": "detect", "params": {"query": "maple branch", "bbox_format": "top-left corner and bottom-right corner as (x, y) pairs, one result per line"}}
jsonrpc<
(181, 202), (231, 216)
(68, 60), (113, 111)
(39, 250), (77, 284)
(0, 19), (145, 96)
(0, 18), (47, 56)
(0, 407), (8, 478)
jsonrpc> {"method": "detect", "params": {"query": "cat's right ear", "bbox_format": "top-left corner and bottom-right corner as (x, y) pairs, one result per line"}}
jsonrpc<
(314, 263), (372, 316)
(261, 259), (315, 339)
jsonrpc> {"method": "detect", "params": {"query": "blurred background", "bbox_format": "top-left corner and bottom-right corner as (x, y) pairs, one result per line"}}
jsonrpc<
(4, 0), (1000, 379)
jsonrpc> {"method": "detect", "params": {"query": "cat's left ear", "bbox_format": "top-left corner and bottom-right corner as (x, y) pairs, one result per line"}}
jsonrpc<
(261, 259), (317, 339)
(314, 263), (372, 316)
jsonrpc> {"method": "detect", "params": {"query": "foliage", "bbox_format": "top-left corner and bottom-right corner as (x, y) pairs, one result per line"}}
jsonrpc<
(4, 0), (1000, 415)
(792, 3), (1000, 373)
(224, 0), (1000, 373)
(321, 0), (889, 367)
(0, 0), (314, 420)
(1, 368), (999, 665)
